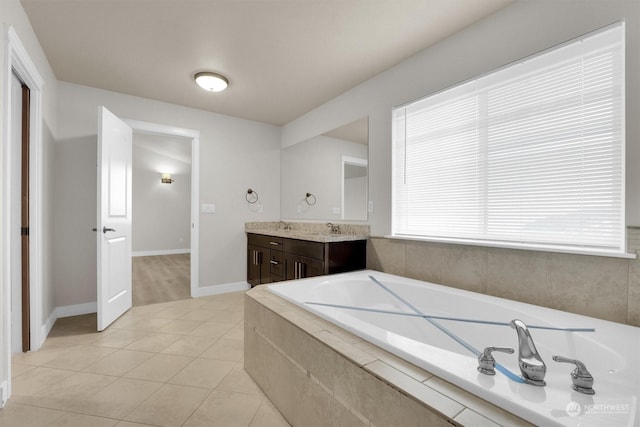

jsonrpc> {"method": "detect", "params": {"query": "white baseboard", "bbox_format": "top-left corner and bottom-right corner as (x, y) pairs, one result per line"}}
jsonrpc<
(193, 281), (250, 298)
(132, 249), (190, 257)
(0, 380), (8, 408)
(41, 309), (58, 347)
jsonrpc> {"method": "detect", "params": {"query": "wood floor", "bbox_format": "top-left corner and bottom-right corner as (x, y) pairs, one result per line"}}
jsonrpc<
(132, 254), (190, 306)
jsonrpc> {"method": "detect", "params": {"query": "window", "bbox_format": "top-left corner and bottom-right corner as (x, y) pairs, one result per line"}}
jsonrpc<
(392, 23), (625, 255)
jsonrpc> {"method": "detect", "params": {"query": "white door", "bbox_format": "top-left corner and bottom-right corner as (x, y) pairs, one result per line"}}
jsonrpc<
(97, 106), (132, 331)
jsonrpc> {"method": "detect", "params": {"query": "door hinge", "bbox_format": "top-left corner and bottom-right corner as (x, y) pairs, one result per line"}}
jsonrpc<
(21, 227), (29, 236)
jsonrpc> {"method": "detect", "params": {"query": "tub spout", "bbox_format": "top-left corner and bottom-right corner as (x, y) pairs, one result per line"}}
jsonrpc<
(510, 319), (546, 386)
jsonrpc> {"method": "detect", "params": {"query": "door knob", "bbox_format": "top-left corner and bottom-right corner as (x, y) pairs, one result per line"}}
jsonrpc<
(102, 227), (116, 233)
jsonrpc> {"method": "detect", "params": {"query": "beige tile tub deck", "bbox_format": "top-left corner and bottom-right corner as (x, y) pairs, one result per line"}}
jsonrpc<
(244, 285), (535, 427)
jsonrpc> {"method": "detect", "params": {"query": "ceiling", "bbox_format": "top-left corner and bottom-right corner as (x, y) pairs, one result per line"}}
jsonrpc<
(20, 0), (513, 126)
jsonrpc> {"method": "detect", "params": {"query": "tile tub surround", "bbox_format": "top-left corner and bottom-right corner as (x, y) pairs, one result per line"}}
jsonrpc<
(245, 221), (369, 243)
(244, 286), (532, 427)
(367, 236), (640, 327)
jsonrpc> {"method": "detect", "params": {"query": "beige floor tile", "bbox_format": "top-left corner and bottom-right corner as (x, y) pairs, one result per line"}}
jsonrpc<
(179, 308), (222, 322)
(153, 305), (196, 320)
(187, 320), (238, 338)
(82, 349), (155, 376)
(48, 412), (119, 427)
(216, 365), (264, 397)
(123, 332), (181, 353)
(183, 389), (263, 427)
(0, 402), (66, 426)
(63, 377), (163, 419)
(160, 335), (218, 357)
(124, 353), (193, 382)
(221, 322), (244, 340)
(38, 345), (117, 371)
(249, 398), (290, 427)
(157, 319), (202, 335)
(13, 370), (117, 411)
(11, 362), (36, 378)
(124, 383), (210, 427)
(90, 329), (150, 349)
(110, 316), (174, 332)
(170, 357), (235, 389)
(115, 422), (160, 427)
(188, 309), (243, 324)
(12, 366), (76, 398)
(7, 285), (282, 427)
(200, 337), (243, 362)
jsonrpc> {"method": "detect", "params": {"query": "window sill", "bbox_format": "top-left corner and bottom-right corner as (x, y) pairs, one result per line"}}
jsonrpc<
(385, 234), (637, 260)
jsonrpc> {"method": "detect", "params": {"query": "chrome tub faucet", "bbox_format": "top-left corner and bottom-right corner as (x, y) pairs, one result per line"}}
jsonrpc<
(511, 319), (547, 386)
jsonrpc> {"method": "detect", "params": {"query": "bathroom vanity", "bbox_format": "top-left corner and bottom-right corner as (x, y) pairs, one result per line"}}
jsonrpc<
(246, 222), (368, 286)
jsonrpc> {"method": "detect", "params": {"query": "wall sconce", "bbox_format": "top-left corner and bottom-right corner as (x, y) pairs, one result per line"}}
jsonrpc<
(161, 173), (174, 184)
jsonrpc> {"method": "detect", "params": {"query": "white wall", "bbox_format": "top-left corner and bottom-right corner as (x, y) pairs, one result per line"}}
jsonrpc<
(281, 0), (640, 235)
(0, 0), (58, 403)
(132, 143), (191, 254)
(55, 82), (281, 307)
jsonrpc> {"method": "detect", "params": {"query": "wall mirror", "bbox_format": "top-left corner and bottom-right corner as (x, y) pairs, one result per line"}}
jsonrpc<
(281, 117), (368, 221)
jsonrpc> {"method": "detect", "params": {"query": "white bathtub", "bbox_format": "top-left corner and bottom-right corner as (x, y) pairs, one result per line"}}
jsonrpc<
(269, 270), (639, 427)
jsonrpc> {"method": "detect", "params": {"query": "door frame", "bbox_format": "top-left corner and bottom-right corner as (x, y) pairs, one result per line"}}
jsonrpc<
(124, 119), (200, 298)
(2, 26), (45, 403)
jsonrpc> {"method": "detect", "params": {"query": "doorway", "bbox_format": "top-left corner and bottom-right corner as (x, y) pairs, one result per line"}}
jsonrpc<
(124, 119), (200, 305)
(9, 71), (31, 354)
(131, 132), (192, 306)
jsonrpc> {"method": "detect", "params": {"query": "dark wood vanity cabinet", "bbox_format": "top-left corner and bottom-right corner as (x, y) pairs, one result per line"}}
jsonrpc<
(247, 234), (284, 286)
(247, 233), (366, 286)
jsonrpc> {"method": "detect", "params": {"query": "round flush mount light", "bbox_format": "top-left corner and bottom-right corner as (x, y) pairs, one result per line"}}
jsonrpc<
(194, 72), (229, 92)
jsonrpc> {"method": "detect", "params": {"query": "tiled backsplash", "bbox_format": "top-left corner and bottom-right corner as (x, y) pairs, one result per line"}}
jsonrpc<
(367, 232), (640, 327)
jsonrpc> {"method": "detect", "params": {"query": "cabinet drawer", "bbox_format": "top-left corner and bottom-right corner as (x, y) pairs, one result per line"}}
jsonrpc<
(283, 238), (325, 260)
(248, 233), (284, 250)
(269, 251), (284, 276)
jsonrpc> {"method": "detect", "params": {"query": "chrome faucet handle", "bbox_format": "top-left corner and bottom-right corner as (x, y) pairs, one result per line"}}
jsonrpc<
(326, 222), (340, 234)
(477, 346), (515, 375)
(552, 355), (595, 395)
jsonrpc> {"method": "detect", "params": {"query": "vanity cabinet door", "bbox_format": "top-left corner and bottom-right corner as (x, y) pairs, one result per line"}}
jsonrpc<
(248, 244), (270, 286)
(285, 254), (324, 280)
(269, 251), (284, 282)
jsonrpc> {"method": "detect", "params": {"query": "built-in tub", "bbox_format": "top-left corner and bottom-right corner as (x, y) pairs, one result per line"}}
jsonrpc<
(267, 270), (639, 427)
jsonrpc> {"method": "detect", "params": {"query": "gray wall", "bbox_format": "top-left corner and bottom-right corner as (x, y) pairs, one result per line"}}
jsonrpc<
(55, 81), (281, 306)
(281, 0), (640, 325)
(132, 143), (191, 254)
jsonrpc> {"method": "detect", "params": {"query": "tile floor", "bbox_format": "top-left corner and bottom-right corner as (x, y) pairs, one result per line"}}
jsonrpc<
(3, 292), (290, 427)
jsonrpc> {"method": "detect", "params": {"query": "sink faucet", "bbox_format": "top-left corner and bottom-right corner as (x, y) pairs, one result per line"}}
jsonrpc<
(326, 222), (340, 234)
(510, 319), (546, 386)
(279, 221), (291, 231)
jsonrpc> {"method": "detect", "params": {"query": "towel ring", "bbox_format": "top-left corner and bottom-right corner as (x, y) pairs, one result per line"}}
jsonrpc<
(246, 189), (259, 204)
(305, 192), (317, 206)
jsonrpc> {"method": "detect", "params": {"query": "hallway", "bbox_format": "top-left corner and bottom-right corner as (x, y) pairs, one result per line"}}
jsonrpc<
(133, 254), (190, 306)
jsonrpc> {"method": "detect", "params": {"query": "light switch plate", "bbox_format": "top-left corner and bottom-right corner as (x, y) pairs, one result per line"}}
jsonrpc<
(201, 203), (216, 214)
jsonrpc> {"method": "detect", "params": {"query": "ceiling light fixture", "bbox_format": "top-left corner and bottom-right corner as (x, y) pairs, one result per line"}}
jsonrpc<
(194, 72), (229, 92)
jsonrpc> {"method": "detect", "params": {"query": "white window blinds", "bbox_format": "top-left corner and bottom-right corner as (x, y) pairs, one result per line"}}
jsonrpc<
(392, 23), (625, 255)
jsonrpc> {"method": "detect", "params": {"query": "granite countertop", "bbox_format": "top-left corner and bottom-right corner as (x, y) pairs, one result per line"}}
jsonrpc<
(245, 221), (369, 243)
